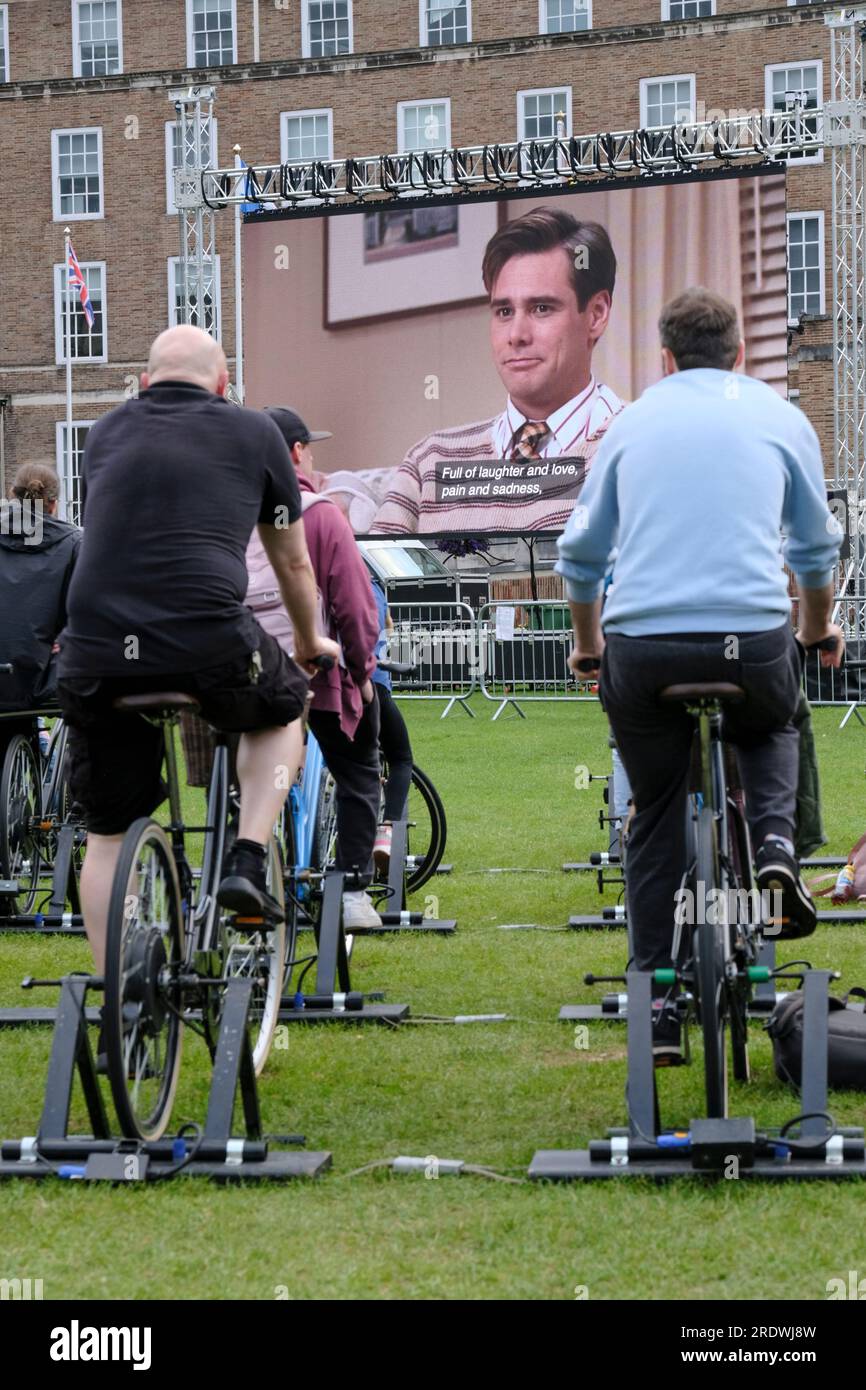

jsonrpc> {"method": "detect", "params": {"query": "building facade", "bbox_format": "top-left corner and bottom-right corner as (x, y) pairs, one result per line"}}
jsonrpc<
(0, 0), (836, 514)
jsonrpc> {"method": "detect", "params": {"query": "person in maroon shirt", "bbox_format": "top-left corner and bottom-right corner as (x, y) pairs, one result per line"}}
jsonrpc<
(245, 407), (383, 929)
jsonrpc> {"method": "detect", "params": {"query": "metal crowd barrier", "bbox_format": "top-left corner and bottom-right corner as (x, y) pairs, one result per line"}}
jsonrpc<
(386, 602), (478, 718)
(476, 600), (594, 720)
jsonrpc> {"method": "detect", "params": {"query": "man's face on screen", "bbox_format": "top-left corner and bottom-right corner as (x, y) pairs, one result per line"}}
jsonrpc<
(489, 247), (610, 419)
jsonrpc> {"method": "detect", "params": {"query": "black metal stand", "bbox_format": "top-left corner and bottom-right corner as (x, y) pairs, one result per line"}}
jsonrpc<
(369, 820), (456, 935)
(280, 868), (409, 1024)
(533, 967), (866, 1181)
(0, 975), (331, 1181)
(0, 819), (85, 934)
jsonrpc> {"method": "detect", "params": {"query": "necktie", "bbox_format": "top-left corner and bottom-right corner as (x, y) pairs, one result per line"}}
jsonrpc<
(510, 420), (550, 460)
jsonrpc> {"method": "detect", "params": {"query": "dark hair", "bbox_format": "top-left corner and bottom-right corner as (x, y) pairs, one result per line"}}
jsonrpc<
(658, 287), (741, 371)
(9, 462), (60, 503)
(481, 207), (616, 311)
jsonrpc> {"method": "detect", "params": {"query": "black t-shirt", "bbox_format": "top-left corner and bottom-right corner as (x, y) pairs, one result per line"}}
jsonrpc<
(58, 382), (302, 676)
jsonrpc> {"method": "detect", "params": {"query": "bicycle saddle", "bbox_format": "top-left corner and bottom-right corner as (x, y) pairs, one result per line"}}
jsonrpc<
(659, 682), (745, 704)
(112, 691), (201, 713)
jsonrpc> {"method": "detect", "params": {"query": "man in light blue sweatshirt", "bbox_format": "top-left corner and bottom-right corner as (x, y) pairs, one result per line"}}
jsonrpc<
(556, 287), (844, 1062)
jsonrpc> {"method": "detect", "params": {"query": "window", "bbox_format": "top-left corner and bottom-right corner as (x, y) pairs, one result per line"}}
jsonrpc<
(73, 2), (122, 77)
(421, 0), (470, 47)
(302, 1), (352, 57)
(398, 100), (451, 152)
(765, 62), (823, 163)
(280, 108), (333, 162)
(663, 0), (713, 17)
(186, 0), (236, 67)
(55, 421), (93, 526)
(0, 6), (9, 83)
(539, 0), (590, 32)
(787, 212), (825, 321)
(168, 256), (221, 337)
(639, 74), (696, 127)
(51, 129), (104, 220)
(54, 262), (106, 363)
(165, 117), (218, 214)
(518, 88), (572, 140)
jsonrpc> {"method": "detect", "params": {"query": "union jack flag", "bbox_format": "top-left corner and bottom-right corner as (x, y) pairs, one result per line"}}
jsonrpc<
(67, 240), (94, 329)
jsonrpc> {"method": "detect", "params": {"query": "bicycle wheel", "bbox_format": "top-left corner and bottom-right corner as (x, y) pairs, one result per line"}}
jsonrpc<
(311, 770), (338, 871)
(404, 765), (446, 894)
(726, 794), (753, 1085)
(104, 819), (185, 1141)
(220, 834), (286, 1075)
(0, 733), (42, 914)
(692, 804), (729, 1119)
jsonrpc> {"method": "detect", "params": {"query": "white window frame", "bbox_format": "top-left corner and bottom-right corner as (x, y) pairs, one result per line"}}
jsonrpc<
(517, 86), (573, 141)
(764, 60), (824, 165)
(419, 0), (472, 47)
(279, 108), (334, 163)
(185, 0), (238, 68)
(72, 1), (124, 78)
(639, 73), (696, 127)
(661, 0), (715, 18)
(55, 420), (94, 525)
(397, 99), (452, 152)
(167, 255), (222, 338)
(301, 0), (354, 59)
(53, 261), (107, 365)
(0, 6), (9, 83)
(51, 127), (104, 222)
(538, 0), (592, 33)
(786, 210), (825, 324)
(165, 117), (219, 215)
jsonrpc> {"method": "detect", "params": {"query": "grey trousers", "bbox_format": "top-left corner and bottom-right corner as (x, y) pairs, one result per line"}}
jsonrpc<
(600, 624), (803, 971)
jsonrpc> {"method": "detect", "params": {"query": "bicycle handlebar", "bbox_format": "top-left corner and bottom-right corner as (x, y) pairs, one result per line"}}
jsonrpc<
(311, 653), (335, 672)
(377, 659), (417, 676)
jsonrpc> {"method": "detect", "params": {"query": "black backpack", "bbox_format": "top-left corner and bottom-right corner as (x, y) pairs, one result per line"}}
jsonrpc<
(766, 989), (866, 1092)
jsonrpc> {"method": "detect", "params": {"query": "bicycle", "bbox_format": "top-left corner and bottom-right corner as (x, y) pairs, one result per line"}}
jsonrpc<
(102, 692), (286, 1140)
(0, 703), (83, 919)
(578, 637), (835, 1120)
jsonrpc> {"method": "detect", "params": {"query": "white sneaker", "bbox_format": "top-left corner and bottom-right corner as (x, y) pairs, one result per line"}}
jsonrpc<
(342, 891), (383, 930)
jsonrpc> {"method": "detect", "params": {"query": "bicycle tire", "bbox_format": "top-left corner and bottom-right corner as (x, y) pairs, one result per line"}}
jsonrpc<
(726, 794), (753, 1085)
(405, 765), (447, 894)
(0, 733), (42, 914)
(104, 818), (185, 1141)
(693, 804), (729, 1119)
(279, 800), (302, 996)
(219, 833), (286, 1076)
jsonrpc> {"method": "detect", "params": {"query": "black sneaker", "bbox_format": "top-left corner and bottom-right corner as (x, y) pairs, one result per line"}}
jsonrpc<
(217, 839), (282, 926)
(755, 838), (817, 940)
(652, 997), (684, 1067)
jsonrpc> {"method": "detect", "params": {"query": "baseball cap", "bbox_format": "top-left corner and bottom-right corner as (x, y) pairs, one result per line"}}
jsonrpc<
(264, 405), (332, 449)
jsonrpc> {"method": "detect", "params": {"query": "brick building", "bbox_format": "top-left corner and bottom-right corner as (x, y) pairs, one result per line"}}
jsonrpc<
(0, 0), (836, 515)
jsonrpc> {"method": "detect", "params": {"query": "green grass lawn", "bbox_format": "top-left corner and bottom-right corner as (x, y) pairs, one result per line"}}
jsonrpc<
(1, 699), (866, 1301)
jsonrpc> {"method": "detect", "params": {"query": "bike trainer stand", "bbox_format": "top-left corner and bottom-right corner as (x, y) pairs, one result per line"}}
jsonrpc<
(0, 975), (331, 1181)
(280, 868), (409, 1024)
(367, 819), (456, 935)
(532, 968), (866, 1181)
(0, 818), (86, 935)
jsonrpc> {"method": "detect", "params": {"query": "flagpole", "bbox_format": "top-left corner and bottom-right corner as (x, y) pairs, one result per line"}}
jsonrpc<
(63, 226), (72, 522)
(233, 145), (244, 402)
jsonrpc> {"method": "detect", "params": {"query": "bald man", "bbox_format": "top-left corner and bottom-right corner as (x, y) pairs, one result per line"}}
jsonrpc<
(57, 325), (339, 976)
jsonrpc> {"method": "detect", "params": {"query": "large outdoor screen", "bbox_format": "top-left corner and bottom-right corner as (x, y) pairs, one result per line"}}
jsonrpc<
(242, 170), (788, 538)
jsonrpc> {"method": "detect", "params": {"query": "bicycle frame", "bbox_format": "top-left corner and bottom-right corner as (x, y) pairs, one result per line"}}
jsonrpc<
(159, 715), (229, 959)
(287, 730), (325, 873)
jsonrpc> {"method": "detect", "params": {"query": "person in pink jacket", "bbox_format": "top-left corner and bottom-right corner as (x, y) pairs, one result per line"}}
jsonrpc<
(246, 407), (383, 929)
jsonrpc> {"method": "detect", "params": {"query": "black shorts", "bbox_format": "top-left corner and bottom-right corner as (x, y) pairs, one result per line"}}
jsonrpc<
(58, 628), (308, 835)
